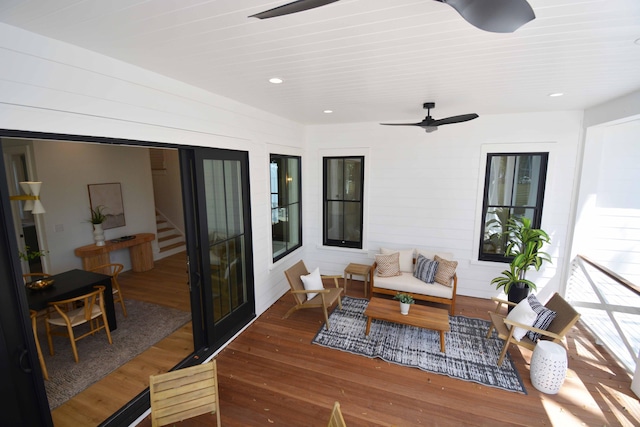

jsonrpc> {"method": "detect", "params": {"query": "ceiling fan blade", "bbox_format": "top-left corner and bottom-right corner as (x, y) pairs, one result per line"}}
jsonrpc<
(435, 0), (535, 33)
(380, 122), (423, 126)
(249, 0), (339, 19)
(429, 113), (479, 127)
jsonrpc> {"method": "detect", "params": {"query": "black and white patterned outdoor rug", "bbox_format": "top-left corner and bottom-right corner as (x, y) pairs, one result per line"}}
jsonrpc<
(312, 296), (526, 394)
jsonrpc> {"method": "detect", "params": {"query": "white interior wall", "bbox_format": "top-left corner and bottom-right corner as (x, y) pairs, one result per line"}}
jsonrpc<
(30, 140), (156, 273)
(303, 111), (584, 300)
(0, 23), (306, 315)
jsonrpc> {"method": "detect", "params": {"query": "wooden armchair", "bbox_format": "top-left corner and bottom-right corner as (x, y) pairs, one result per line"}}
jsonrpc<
(328, 401), (347, 427)
(150, 360), (221, 427)
(283, 260), (343, 330)
(486, 292), (581, 366)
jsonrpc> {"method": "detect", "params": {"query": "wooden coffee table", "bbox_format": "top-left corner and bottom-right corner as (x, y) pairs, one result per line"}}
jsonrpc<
(364, 297), (451, 353)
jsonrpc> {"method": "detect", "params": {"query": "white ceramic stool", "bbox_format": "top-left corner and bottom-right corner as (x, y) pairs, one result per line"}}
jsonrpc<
(530, 341), (568, 394)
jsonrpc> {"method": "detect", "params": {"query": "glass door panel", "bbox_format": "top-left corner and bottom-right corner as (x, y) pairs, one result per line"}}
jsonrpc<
(184, 148), (254, 350)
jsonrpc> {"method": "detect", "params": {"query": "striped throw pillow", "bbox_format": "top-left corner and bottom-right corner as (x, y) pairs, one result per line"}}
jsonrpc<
(375, 253), (401, 277)
(526, 294), (557, 342)
(413, 255), (439, 283)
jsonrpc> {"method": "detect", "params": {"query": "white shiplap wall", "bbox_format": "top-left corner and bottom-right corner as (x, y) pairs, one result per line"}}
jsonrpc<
(303, 111), (584, 300)
(0, 23), (305, 315)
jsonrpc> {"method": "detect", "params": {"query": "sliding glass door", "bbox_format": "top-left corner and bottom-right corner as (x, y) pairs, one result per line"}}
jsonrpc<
(182, 147), (255, 350)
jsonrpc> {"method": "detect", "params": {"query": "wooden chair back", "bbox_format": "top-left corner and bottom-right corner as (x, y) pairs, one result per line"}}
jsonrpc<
(284, 260), (310, 305)
(328, 401), (347, 427)
(542, 292), (581, 342)
(46, 285), (112, 362)
(89, 263), (127, 316)
(150, 360), (221, 427)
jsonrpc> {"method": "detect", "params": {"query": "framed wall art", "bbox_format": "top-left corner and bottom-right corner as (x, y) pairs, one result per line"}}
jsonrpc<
(88, 183), (125, 229)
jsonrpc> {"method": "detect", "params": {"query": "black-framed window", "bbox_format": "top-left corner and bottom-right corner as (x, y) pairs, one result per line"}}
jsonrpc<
(479, 152), (548, 262)
(270, 154), (302, 262)
(323, 156), (364, 249)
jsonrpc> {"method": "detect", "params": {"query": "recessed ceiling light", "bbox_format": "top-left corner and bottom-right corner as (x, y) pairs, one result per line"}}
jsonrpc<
(323, 110), (333, 114)
(549, 92), (564, 97)
(269, 77), (283, 84)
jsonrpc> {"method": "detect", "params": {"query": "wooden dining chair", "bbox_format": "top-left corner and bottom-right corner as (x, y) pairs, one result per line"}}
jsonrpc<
(149, 360), (221, 427)
(29, 310), (48, 380)
(45, 285), (113, 363)
(88, 263), (127, 317)
(328, 401), (347, 427)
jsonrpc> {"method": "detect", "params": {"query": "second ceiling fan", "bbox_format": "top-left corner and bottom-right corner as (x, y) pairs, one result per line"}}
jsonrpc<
(380, 103), (479, 133)
(250, 0), (536, 33)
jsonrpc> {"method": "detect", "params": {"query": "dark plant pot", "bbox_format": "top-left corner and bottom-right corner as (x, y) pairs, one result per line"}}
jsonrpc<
(507, 283), (530, 312)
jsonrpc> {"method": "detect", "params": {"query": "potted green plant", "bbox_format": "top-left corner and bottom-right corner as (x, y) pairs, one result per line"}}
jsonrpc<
(88, 205), (107, 246)
(393, 292), (415, 315)
(88, 205), (107, 224)
(18, 245), (48, 263)
(490, 216), (551, 305)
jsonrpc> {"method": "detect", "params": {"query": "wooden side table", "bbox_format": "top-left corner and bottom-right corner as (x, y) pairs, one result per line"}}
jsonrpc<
(343, 263), (372, 297)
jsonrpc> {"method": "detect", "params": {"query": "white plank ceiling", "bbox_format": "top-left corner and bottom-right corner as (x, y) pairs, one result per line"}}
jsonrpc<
(1, 0), (639, 125)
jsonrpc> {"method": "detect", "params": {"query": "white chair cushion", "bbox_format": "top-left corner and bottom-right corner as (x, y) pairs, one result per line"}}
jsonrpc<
(506, 297), (538, 341)
(300, 267), (324, 300)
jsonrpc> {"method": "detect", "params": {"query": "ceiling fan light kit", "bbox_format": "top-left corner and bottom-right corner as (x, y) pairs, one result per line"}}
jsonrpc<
(250, 0), (536, 33)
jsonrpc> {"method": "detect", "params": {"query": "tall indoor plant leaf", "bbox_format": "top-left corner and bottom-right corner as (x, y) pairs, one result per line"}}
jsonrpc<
(491, 216), (551, 294)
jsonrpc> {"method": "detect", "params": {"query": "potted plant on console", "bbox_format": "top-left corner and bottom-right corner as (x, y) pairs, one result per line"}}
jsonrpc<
(88, 205), (107, 246)
(490, 216), (551, 306)
(394, 292), (415, 315)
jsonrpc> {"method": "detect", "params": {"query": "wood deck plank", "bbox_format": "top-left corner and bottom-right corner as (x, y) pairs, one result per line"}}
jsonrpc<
(49, 252), (640, 426)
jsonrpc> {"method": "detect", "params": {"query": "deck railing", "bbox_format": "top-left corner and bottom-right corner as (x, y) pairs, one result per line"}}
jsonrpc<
(565, 255), (640, 374)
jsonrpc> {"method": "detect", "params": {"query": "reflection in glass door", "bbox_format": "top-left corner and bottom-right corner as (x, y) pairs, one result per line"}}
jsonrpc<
(204, 159), (247, 322)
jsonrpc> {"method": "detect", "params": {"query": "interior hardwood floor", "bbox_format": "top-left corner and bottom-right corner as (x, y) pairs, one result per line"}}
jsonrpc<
(52, 253), (640, 426)
(50, 252), (193, 426)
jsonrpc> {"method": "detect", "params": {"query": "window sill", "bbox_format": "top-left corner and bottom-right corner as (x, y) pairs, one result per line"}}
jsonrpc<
(316, 244), (369, 255)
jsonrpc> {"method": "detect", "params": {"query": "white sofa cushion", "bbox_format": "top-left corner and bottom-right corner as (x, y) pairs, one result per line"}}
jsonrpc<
(416, 250), (454, 261)
(381, 247), (414, 273)
(372, 272), (454, 299)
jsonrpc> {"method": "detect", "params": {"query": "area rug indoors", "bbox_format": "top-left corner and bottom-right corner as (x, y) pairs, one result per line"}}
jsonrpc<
(312, 296), (526, 394)
(38, 299), (192, 409)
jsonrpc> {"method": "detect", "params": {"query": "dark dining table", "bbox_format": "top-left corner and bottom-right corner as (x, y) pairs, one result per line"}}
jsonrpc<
(26, 269), (117, 331)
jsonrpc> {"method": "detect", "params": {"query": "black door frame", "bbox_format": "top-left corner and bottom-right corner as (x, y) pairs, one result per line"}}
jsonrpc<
(0, 129), (256, 426)
(184, 148), (256, 351)
(0, 146), (52, 426)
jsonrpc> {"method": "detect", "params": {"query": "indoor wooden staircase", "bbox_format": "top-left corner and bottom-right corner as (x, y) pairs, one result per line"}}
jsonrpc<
(156, 211), (185, 257)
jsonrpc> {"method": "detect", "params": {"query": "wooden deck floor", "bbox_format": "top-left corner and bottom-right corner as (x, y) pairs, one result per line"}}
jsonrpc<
(52, 253), (640, 426)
